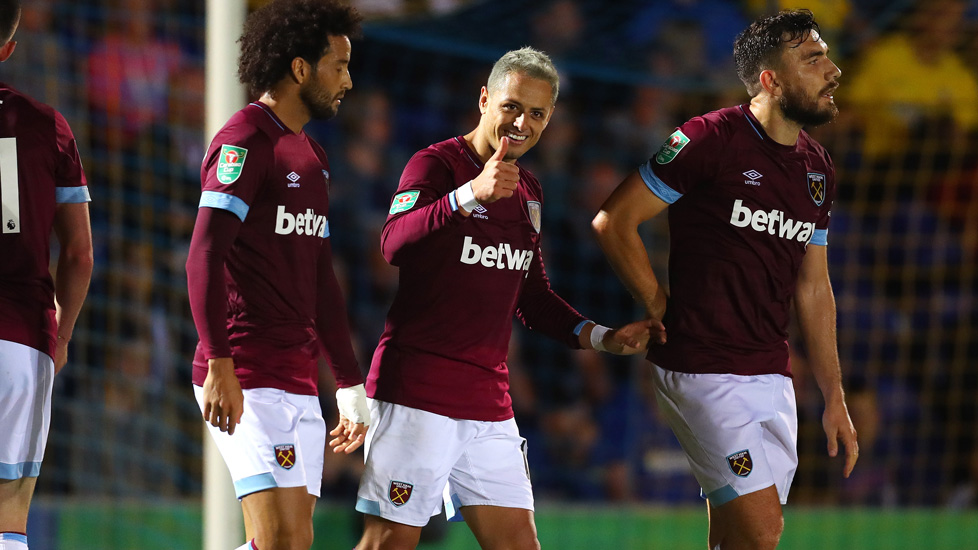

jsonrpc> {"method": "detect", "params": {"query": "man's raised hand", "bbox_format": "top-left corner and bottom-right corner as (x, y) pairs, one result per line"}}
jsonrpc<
(471, 137), (520, 204)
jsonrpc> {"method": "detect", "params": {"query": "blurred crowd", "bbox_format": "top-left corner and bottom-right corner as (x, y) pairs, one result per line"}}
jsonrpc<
(4, 0), (977, 510)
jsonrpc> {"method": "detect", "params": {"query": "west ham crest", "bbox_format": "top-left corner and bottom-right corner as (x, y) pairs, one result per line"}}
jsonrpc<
(726, 449), (753, 477)
(275, 444), (296, 470)
(389, 480), (413, 507)
(807, 172), (826, 206)
(527, 201), (541, 233)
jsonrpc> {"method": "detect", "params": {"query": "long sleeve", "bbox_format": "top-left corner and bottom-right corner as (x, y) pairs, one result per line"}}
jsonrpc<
(315, 238), (364, 388)
(186, 207), (241, 359)
(515, 241), (587, 349)
(380, 151), (464, 266)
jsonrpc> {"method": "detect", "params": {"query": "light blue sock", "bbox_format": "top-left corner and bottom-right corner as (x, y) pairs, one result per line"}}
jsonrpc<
(0, 532), (29, 550)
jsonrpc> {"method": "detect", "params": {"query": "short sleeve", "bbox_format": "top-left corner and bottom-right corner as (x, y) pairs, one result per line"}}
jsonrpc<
(638, 116), (725, 204)
(199, 126), (271, 222)
(54, 111), (90, 204)
(810, 156), (835, 246)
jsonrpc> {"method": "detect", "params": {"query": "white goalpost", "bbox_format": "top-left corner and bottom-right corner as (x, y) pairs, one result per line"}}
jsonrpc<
(203, 1), (247, 549)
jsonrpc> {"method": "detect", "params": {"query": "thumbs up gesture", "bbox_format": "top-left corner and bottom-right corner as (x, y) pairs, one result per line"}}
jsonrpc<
(471, 137), (520, 204)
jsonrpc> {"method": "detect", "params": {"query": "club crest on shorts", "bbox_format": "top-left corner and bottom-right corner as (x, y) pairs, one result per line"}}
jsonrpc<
(807, 172), (826, 206)
(389, 480), (413, 507)
(527, 201), (541, 233)
(275, 444), (296, 470)
(726, 449), (753, 477)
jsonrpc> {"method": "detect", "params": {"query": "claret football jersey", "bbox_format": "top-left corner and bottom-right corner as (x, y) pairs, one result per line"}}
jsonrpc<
(640, 104), (835, 377)
(191, 102), (360, 394)
(0, 83), (89, 359)
(369, 137), (587, 421)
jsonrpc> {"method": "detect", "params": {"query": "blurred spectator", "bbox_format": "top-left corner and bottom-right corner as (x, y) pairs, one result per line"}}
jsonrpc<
(86, 0), (186, 148)
(531, 0), (584, 58)
(625, 0), (748, 86)
(744, 0), (853, 44)
(846, 0), (978, 159)
(0, 0), (74, 110)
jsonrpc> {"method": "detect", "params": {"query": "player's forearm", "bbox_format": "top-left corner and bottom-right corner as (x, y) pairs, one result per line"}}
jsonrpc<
(186, 208), (238, 357)
(315, 245), (363, 387)
(592, 212), (666, 319)
(795, 278), (845, 403)
(54, 245), (93, 340)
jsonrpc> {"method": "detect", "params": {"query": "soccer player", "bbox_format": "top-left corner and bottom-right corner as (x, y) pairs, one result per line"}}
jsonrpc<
(592, 10), (858, 550)
(0, 1), (93, 549)
(354, 47), (655, 550)
(186, 1), (369, 549)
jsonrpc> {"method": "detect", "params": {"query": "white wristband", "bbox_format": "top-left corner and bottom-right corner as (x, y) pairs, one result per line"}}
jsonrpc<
(455, 180), (481, 212)
(335, 384), (370, 425)
(589, 324), (612, 352)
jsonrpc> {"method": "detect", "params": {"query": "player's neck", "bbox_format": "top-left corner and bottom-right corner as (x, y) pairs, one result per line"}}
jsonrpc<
(462, 129), (491, 164)
(257, 93), (308, 134)
(748, 97), (802, 147)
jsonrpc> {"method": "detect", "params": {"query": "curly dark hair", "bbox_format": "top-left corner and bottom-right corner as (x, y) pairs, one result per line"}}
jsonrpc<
(237, 0), (362, 97)
(733, 9), (821, 97)
(0, 0), (21, 44)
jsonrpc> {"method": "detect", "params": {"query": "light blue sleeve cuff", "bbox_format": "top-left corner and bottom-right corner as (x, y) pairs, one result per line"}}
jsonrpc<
(573, 320), (592, 336)
(323, 220), (330, 238)
(810, 228), (828, 246)
(199, 191), (249, 222)
(639, 161), (682, 204)
(56, 186), (91, 204)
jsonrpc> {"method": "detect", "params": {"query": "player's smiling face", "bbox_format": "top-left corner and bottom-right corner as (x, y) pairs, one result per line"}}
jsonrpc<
(479, 71), (554, 161)
(300, 34), (352, 120)
(776, 30), (841, 127)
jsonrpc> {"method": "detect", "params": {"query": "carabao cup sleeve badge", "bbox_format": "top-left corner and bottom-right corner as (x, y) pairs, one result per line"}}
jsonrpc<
(655, 129), (690, 164)
(217, 144), (248, 184)
(389, 190), (420, 214)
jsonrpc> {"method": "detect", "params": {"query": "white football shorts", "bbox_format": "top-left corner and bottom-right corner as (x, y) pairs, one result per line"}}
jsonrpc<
(356, 400), (533, 527)
(194, 385), (326, 499)
(0, 340), (54, 479)
(651, 364), (798, 506)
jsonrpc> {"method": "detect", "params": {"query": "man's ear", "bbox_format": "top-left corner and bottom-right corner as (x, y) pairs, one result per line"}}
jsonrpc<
(478, 86), (489, 114)
(0, 40), (17, 63)
(290, 57), (311, 84)
(759, 68), (781, 97)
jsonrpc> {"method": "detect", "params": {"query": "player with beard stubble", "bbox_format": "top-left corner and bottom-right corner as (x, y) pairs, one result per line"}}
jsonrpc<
(592, 10), (858, 550)
(186, 2), (369, 549)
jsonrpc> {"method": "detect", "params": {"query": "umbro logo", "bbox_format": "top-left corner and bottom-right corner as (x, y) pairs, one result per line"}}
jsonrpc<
(287, 171), (301, 188)
(743, 169), (763, 186)
(473, 204), (488, 220)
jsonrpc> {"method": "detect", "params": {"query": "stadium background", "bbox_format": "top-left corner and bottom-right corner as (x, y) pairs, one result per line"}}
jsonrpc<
(6, 0), (978, 548)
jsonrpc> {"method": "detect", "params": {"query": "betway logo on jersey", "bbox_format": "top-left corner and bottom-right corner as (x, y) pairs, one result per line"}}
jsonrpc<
(275, 205), (328, 237)
(729, 200), (815, 242)
(460, 236), (533, 271)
